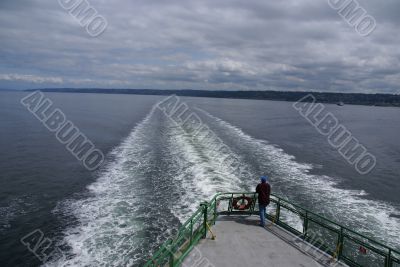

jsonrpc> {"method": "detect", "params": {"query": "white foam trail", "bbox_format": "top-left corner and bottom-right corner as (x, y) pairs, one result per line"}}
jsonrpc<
(47, 108), (178, 267)
(163, 117), (246, 222)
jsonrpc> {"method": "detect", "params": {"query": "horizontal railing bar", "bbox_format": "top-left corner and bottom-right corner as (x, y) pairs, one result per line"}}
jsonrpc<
(275, 221), (303, 236)
(304, 238), (335, 255)
(392, 256), (400, 263)
(180, 207), (203, 228)
(150, 239), (173, 261)
(278, 202), (305, 217)
(307, 216), (341, 233)
(341, 255), (364, 267)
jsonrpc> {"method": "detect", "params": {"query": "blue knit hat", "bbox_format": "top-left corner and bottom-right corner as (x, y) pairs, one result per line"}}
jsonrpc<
(261, 176), (268, 182)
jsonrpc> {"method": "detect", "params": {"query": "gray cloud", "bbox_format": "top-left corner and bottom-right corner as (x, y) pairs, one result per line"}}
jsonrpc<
(0, 0), (399, 93)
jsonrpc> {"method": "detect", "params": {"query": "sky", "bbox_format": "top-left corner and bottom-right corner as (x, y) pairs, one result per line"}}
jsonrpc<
(0, 0), (399, 93)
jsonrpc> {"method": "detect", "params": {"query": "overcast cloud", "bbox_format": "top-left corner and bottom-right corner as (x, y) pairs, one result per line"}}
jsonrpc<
(0, 0), (399, 93)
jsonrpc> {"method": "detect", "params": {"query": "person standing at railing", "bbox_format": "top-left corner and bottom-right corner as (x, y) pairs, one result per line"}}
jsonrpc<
(256, 176), (271, 227)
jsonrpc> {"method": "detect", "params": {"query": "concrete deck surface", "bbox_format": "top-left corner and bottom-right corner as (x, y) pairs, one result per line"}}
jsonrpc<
(182, 215), (347, 267)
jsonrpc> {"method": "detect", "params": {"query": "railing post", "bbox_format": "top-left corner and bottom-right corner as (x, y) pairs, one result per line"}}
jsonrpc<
(386, 249), (392, 267)
(303, 211), (308, 239)
(276, 199), (281, 223)
(228, 193), (234, 213)
(190, 219), (193, 245)
(200, 201), (208, 238)
(337, 227), (344, 261)
(213, 200), (217, 224)
(250, 193), (256, 214)
(169, 251), (174, 267)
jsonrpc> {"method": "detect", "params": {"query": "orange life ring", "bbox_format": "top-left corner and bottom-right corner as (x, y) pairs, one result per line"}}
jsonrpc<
(232, 196), (253, 210)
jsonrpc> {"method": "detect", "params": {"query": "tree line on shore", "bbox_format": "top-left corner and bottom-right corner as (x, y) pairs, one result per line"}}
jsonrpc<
(27, 88), (400, 107)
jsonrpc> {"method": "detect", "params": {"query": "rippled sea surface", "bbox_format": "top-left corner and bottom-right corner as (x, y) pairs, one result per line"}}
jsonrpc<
(0, 91), (399, 266)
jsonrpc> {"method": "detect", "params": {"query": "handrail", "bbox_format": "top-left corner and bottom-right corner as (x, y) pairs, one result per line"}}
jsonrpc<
(144, 192), (400, 267)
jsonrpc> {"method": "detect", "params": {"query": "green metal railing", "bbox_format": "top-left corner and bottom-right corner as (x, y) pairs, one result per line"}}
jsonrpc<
(144, 192), (400, 267)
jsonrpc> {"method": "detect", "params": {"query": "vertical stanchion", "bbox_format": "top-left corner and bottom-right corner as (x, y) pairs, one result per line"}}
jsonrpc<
(338, 227), (344, 260)
(303, 211), (309, 239)
(190, 219), (193, 245)
(386, 248), (392, 267)
(276, 198), (281, 223)
(213, 199), (217, 225)
(250, 193), (256, 214)
(169, 251), (174, 267)
(228, 194), (233, 213)
(200, 202), (208, 238)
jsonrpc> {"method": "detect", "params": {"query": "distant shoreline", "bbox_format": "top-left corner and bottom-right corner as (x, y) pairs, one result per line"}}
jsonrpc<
(23, 88), (400, 107)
